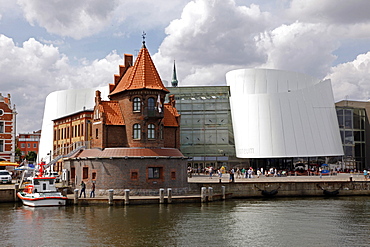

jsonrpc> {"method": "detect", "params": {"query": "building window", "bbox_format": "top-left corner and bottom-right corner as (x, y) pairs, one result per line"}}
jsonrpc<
(33, 143), (37, 148)
(131, 171), (138, 180)
(0, 122), (3, 133)
(71, 167), (75, 180)
(171, 171), (176, 180)
(95, 129), (98, 139)
(148, 97), (155, 111)
(92, 172), (96, 180)
(133, 97), (141, 112)
(27, 143), (30, 148)
(133, 124), (141, 139)
(21, 143), (25, 148)
(83, 167), (88, 179)
(148, 124), (155, 139)
(0, 140), (3, 152)
(148, 167), (161, 179)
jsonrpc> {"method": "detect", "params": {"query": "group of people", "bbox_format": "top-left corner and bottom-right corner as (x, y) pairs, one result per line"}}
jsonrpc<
(79, 181), (96, 198)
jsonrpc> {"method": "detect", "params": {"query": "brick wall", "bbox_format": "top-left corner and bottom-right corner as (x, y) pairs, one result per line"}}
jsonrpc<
(65, 157), (188, 195)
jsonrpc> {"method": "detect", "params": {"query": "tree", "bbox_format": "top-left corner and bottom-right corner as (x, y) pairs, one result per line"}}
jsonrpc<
(26, 151), (37, 162)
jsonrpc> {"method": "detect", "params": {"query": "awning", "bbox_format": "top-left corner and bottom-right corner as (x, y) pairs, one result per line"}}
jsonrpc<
(0, 161), (20, 166)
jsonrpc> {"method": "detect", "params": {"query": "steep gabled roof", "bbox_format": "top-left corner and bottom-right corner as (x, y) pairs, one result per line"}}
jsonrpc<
(99, 101), (125, 125)
(110, 43), (169, 96)
(163, 103), (180, 127)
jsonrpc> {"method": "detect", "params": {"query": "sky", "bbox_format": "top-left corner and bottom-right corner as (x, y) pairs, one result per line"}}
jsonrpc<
(1, 0), (370, 134)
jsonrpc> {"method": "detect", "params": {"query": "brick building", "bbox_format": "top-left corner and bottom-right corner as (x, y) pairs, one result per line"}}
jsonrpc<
(64, 41), (188, 195)
(0, 93), (17, 162)
(17, 130), (41, 162)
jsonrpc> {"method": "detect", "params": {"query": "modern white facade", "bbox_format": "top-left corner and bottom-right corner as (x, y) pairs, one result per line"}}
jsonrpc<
(38, 86), (109, 160)
(226, 68), (343, 158)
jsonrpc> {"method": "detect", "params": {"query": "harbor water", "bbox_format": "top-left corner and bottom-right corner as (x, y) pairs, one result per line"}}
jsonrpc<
(1, 196), (370, 246)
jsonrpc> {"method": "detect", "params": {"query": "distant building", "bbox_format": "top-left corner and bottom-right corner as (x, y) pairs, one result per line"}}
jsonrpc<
(64, 41), (188, 195)
(17, 130), (41, 161)
(0, 93), (17, 162)
(335, 100), (369, 170)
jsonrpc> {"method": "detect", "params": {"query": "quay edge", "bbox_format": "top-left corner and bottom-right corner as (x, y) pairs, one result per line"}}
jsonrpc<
(2, 179), (370, 205)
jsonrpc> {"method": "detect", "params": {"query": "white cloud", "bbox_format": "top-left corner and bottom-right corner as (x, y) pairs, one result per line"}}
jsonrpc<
(153, 0), (271, 85)
(0, 35), (124, 133)
(256, 21), (339, 78)
(17, 0), (119, 39)
(326, 52), (370, 101)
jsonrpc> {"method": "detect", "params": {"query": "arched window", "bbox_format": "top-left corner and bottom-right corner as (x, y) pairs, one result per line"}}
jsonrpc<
(148, 97), (155, 111)
(133, 97), (141, 112)
(148, 124), (155, 139)
(133, 124), (141, 139)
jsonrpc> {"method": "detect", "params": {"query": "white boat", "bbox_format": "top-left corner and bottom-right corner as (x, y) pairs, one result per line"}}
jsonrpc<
(17, 176), (67, 207)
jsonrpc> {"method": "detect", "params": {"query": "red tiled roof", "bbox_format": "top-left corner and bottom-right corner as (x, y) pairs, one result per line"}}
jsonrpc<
(72, 148), (184, 158)
(163, 104), (179, 127)
(110, 45), (169, 95)
(99, 101), (124, 125)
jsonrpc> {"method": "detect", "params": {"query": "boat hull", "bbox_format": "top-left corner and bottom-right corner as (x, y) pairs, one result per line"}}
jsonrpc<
(17, 192), (67, 207)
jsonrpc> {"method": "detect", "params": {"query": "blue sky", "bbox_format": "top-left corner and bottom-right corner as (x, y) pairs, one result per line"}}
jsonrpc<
(1, 0), (370, 133)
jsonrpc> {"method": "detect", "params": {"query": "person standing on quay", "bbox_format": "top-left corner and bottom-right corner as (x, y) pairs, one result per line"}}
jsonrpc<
(79, 181), (86, 198)
(364, 170), (368, 181)
(90, 182), (96, 198)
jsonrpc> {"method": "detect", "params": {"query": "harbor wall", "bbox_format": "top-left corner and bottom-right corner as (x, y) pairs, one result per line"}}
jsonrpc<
(188, 181), (370, 197)
(2, 181), (370, 203)
(0, 189), (16, 202)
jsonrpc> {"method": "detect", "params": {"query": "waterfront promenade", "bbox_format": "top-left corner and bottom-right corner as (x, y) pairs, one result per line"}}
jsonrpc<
(188, 172), (364, 183)
(1, 172), (368, 204)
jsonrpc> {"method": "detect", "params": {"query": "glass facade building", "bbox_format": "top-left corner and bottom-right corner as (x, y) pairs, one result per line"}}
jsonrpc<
(167, 86), (245, 170)
(336, 100), (369, 171)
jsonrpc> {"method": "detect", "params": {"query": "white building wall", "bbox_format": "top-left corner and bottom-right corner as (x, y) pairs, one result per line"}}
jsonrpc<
(226, 68), (343, 158)
(38, 86), (109, 160)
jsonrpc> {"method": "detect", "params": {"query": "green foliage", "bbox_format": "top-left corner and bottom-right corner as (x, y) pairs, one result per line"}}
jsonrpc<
(26, 151), (37, 162)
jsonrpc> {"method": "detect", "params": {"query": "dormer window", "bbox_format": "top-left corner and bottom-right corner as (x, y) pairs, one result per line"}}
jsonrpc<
(133, 97), (141, 112)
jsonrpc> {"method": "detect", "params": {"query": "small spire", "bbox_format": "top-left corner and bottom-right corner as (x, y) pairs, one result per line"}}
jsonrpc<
(171, 60), (178, 87)
(142, 31), (146, 48)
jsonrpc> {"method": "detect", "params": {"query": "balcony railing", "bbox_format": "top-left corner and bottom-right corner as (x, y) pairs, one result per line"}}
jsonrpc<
(143, 107), (164, 118)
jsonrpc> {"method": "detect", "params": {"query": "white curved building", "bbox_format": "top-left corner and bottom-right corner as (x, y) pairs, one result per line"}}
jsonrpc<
(226, 68), (343, 158)
(38, 86), (109, 160)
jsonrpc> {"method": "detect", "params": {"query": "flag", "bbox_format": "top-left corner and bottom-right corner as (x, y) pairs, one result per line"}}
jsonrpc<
(157, 95), (162, 113)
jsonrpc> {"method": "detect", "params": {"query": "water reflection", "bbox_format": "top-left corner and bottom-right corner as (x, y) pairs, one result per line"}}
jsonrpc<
(1, 197), (370, 246)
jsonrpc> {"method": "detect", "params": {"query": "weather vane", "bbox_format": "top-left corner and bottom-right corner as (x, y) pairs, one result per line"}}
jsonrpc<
(142, 31), (146, 44)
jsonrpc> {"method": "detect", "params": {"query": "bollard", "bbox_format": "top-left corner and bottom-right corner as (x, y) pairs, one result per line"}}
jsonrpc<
(201, 187), (207, 203)
(74, 189), (79, 205)
(14, 184), (19, 201)
(159, 188), (165, 204)
(167, 188), (172, 204)
(108, 189), (114, 205)
(208, 187), (213, 202)
(222, 186), (226, 200)
(124, 189), (130, 205)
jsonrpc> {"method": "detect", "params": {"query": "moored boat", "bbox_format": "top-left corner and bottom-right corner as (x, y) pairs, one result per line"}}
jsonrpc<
(17, 176), (67, 207)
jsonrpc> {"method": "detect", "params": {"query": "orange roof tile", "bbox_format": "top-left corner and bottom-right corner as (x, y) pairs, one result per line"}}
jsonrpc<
(73, 147), (184, 158)
(99, 101), (124, 125)
(110, 44), (169, 95)
(163, 103), (179, 127)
